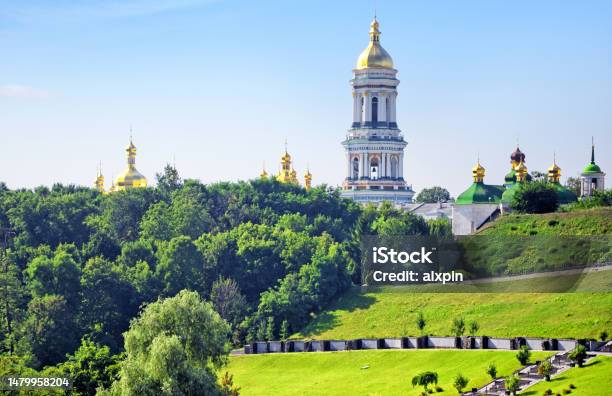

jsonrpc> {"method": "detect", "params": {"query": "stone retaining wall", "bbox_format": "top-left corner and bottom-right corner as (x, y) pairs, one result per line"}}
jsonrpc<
(246, 336), (585, 355)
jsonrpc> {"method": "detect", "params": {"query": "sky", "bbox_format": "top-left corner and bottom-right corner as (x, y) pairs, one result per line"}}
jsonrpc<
(1, 0), (611, 197)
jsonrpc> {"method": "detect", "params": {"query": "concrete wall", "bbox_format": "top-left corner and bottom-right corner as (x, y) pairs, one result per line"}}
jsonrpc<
(383, 338), (402, 349)
(473, 337), (482, 349)
(311, 341), (324, 352)
(255, 342), (268, 353)
(406, 337), (418, 348)
(428, 337), (457, 348)
(525, 338), (545, 351)
(557, 339), (577, 351)
(452, 204), (499, 235)
(329, 340), (347, 351)
(293, 341), (306, 352)
(268, 341), (283, 352)
(361, 339), (379, 349)
(488, 338), (512, 350)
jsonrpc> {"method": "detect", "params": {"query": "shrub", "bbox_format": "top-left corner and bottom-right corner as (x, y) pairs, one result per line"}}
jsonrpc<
(537, 360), (554, 381)
(516, 345), (531, 365)
(435, 386), (443, 392)
(600, 330), (608, 341)
(568, 345), (587, 367)
(569, 384), (576, 389)
(451, 317), (465, 336)
(562, 389), (571, 394)
(486, 363), (497, 380)
(453, 373), (469, 394)
(542, 390), (553, 396)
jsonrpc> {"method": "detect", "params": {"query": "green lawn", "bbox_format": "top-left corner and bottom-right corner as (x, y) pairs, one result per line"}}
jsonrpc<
(297, 271), (612, 340)
(520, 355), (612, 396)
(226, 350), (553, 396)
(478, 207), (611, 236)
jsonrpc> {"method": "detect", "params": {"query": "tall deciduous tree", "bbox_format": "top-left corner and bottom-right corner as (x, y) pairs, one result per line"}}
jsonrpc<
(100, 290), (230, 396)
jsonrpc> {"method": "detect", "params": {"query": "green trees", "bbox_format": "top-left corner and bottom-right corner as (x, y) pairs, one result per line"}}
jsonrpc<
(101, 290), (230, 396)
(58, 338), (121, 395)
(416, 187), (451, 203)
(453, 373), (469, 393)
(411, 371), (438, 393)
(156, 236), (205, 296)
(0, 174), (361, 381)
(511, 181), (559, 213)
(516, 345), (531, 365)
(568, 345), (587, 367)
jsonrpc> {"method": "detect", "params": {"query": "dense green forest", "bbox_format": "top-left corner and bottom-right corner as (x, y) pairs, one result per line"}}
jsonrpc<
(0, 166), (446, 395)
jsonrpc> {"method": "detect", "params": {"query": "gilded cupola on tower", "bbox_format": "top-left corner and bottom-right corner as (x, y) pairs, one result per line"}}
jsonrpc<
(114, 138), (148, 191)
(356, 18), (394, 70)
(94, 162), (105, 193)
(547, 157), (561, 183)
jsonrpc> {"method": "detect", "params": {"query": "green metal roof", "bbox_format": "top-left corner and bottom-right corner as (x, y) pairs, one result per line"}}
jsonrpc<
(455, 183), (504, 205)
(582, 162), (602, 174)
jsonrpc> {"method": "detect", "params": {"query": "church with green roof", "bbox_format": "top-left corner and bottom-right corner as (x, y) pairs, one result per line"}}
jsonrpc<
(452, 145), (584, 235)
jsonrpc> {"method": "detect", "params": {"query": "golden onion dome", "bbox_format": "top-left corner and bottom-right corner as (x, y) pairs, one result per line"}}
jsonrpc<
(356, 18), (394, 70)
(115, 139), (147, 190)
(472, 161), (485, 183)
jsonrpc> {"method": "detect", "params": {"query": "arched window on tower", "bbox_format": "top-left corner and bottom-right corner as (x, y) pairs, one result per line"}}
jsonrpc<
(370, 157), (379, 180)
(390, 156), (398, 179)
(352, 157), (359, 180)
(372, 97), (378, 124)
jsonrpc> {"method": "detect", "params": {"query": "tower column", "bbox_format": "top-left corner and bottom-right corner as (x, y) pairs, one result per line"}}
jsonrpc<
(364, 93), (371, 124)
(399, 152), (404, 178)
(352, 93), (361, 124)
(389, 93), (397, 123)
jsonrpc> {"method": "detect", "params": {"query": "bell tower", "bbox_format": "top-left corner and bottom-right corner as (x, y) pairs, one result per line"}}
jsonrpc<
(340, 18), (414, 204)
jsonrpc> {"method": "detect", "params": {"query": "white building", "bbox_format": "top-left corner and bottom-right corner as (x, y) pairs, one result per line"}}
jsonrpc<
(340, 18), (414, 204)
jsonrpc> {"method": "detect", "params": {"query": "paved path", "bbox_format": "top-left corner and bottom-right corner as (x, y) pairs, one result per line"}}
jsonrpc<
(467, 352), (597, 395)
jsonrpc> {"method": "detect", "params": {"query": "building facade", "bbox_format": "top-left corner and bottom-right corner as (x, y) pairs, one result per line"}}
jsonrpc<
(340, 18), (414, 204)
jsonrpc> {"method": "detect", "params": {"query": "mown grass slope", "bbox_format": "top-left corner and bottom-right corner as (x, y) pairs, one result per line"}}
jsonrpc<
(227, 350), (553, 396)
(520, 355), (612, 396)
(298, 270), (612, 340)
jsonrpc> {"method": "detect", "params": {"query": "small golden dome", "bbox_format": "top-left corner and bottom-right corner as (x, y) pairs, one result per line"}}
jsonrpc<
(547, 159), (561, 182)
(356, 18), (394, 70)
(515, 160), (528, 182)
(472, 161), (485, 183)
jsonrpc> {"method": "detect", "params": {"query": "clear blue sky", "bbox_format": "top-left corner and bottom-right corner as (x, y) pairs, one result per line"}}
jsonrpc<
(1, 0), (610, 197)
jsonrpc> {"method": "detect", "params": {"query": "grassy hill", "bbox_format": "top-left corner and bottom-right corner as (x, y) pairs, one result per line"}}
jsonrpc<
(478, 207), (611, 236)
(520, 355), (611, 396)
(297, 270), (612, 340)
(227, 350), (552, 396)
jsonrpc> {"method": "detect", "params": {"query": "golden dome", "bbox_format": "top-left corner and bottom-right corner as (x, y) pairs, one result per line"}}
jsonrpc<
(547, 159), (561, 182)
(515, 160), (528, 182)
(472, 161), (485, 183)
(356, 18), (394, 70)
(115, 139), (147, 191)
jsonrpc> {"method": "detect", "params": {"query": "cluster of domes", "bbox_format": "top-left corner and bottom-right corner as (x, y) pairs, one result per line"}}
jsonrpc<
(456, 146), (578, 206)
(260, 144), (312, 190)
(94, 137), (147, 194)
